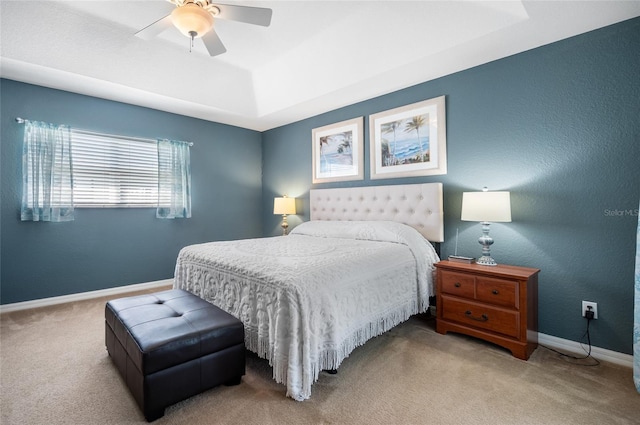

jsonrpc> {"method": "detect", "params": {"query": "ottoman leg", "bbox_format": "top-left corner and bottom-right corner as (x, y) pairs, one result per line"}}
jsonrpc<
(144, 408), (164, 422)
(224, 376), (242, 386)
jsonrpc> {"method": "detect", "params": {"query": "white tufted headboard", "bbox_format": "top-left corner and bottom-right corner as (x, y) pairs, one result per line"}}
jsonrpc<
(310, 183), (444, 242)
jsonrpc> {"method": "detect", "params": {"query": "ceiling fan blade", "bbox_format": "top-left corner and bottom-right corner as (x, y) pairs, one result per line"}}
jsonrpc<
(202, 29), (227, 57)
(213, 3), (272, 27)
(135, 14), (173, 40)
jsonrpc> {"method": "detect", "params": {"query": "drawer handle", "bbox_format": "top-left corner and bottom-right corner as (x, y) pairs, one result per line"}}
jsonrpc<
(454, 282), (461, 288)
(492, 289), (499, 295)
(465, 310), (489, 322)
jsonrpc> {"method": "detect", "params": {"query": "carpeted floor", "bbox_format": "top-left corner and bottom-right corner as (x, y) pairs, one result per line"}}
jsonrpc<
(1, 288), (639, 425)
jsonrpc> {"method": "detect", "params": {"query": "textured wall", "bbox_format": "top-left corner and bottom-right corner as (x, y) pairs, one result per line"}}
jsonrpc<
(0, 79), (263, 304)
(262, 18), (640, 354)
(2, 18), (638, 355)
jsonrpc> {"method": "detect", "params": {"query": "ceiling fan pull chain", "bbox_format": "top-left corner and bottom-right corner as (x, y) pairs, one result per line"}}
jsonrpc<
(189, 30), (196, 53)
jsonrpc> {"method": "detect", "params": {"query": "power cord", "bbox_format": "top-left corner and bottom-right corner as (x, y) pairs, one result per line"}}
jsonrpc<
(540, 314), (600, 366)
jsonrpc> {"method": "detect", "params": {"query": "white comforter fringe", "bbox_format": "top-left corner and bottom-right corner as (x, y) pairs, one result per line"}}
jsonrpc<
(174, 220), (439, 401)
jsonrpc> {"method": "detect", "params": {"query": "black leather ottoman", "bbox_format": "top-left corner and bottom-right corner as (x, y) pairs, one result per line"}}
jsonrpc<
(105, 289), (245, 422)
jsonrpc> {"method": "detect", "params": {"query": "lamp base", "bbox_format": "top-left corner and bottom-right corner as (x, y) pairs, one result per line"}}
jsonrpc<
(280, 215), (289, 236)
(476, 255), (497, 266)
(477, 221), (497, 266)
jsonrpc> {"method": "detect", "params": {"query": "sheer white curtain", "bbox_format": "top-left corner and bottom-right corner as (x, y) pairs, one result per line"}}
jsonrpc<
(21, 120), (74, 222)
(634, 200), (639, 393)
(156, 139), (191, 219)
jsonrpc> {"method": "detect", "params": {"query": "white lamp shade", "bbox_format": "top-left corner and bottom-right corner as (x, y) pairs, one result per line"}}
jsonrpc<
(274, 197), (296, 215)
(171, 3), (214, 38)
(461, 191), (512, 222)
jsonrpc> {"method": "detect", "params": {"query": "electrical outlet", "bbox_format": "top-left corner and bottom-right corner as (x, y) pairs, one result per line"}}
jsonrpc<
(582, 301), (598, 319)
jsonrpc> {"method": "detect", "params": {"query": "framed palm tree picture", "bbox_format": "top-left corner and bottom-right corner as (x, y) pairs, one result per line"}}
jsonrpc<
(369, 96), (447, 179)
(312, 117), (364, 183)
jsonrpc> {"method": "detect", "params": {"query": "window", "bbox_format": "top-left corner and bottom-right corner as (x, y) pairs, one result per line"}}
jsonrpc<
(71, 130), (163, 208)
(20, 119), (190, 217)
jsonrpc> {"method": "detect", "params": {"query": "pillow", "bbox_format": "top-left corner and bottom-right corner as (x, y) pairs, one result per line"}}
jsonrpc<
(291, 220), (416, 244)
(290, 220), (438, 264)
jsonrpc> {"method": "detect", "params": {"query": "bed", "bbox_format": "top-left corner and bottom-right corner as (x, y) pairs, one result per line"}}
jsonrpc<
(173, 183), (444, 400)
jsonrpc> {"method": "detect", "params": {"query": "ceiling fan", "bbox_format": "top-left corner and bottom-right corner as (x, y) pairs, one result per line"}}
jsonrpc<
(135, 0), (272, 57)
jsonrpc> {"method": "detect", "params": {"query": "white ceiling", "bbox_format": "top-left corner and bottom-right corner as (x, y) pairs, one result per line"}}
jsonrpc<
(1, 1), (639, 131)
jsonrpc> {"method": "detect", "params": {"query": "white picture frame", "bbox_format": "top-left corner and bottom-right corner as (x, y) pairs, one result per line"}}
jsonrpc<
(312, 117), (364, 183)
(369, 96), (447, 179)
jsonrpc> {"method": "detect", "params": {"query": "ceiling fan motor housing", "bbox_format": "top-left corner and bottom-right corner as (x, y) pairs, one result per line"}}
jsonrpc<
(171, 2), (214, 38)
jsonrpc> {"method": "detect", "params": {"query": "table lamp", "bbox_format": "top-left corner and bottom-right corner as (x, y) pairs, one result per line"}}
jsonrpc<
(461, 188), (511, 266)
(274, 196), (296, 235)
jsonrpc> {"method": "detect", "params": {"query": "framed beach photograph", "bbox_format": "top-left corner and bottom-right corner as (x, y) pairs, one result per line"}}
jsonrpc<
(312, 117), (364, 183)
(369, 96), (447, 179)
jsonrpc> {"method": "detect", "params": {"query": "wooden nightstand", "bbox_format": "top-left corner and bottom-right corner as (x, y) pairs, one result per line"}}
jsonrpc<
(435, 260), (540, 360)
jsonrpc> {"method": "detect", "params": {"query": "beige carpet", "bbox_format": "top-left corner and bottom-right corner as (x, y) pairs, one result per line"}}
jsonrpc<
(1, 288), (638, 425)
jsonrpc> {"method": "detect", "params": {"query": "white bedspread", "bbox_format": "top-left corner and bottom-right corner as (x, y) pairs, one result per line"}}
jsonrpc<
(173, 221), (439, 400)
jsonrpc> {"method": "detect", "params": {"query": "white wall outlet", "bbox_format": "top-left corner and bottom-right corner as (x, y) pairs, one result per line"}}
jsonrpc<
(582, 301), (598, 319)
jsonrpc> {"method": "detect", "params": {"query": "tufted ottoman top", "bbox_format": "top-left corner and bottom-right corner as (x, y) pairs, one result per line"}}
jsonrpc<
(105, 289), (244, 375)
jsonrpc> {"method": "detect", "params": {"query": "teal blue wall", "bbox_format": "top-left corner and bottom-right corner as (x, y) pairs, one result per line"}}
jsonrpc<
(2, 18), (638, 355)
(262, 18), (640, 354)
(0, 79), (263, 304)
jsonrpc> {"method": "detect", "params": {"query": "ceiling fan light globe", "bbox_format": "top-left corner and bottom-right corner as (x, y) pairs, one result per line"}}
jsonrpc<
(171, 3), (214, 39)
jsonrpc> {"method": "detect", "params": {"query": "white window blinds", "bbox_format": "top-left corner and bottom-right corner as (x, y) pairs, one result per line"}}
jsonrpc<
(71, 129), (162, 208)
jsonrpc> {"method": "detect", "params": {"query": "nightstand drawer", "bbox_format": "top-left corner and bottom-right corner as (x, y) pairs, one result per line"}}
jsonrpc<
(440, 271), (475, 298)
(476, 277), (518, 308)
(441, 296), (520, 338)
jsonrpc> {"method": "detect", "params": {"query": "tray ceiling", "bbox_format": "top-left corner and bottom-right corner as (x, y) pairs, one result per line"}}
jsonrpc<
(1, 1), (639, 131)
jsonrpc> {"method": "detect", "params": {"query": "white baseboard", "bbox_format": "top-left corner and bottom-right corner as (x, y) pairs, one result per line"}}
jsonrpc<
(0, 279), (174, 314)
(1, 283), (634, 369)
(538, 332), (633, 368)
